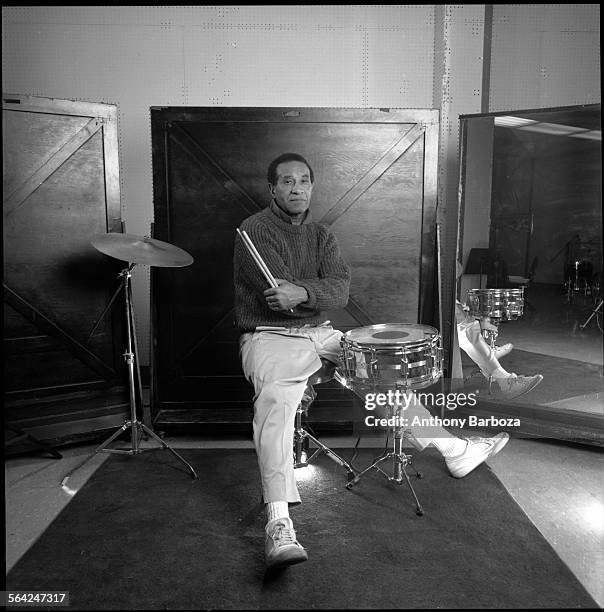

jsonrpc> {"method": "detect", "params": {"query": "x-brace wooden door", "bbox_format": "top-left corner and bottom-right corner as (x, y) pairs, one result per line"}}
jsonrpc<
(150, 107), (439, 429)
(3, 94), (129, 446)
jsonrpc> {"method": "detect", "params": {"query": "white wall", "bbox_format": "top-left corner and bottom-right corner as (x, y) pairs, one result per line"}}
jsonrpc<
(2, 5), (600, 365)
(2, 5), (438, 363)
(490, 4), (600, 111)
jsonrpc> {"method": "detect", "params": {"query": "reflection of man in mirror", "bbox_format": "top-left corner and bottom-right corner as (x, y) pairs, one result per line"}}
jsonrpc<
(234, 153), (511, 570)
(456, 261), (543, 396)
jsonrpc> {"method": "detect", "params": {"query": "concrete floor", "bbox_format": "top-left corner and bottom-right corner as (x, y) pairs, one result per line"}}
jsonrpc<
(5, 433), (604, 608)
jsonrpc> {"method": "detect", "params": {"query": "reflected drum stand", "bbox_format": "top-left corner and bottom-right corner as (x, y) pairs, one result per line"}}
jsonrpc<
(61, 234), (198, 486)
(580, 298), (603, 332)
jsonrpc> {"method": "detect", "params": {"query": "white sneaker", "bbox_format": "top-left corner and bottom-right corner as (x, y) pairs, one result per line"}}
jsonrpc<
(495, 373), (543, 399)
(446, 433), (509, 478)
(265, 517), (308, 569)
(493, 343), (513, 360)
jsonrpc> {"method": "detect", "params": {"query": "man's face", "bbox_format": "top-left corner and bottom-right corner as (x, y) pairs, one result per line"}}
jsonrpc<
(269, 160), (313, 217)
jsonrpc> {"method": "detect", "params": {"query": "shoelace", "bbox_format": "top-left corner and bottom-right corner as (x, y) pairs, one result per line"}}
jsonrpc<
(273, 525), (297, 547)
(505, 373), (518, 383)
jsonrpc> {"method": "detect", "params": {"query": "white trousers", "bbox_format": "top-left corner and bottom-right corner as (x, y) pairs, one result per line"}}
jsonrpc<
(456, 319), (501, 376)
(239, 324), (455, 504)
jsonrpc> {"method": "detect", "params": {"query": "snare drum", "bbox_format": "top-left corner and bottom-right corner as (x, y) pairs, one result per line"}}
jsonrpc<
(339, 323), (442, 392)
(466, 288), (524, 321)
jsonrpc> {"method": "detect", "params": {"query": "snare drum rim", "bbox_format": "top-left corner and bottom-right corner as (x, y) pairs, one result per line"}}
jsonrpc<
(341, 323), (441, 350)
(467, 288), (524, 297)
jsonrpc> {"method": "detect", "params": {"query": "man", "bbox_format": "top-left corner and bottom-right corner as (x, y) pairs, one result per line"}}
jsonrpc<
(234, 153), (510, 570)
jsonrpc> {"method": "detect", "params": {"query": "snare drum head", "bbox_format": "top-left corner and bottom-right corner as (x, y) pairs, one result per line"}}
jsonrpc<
(343, 323), (438, 347)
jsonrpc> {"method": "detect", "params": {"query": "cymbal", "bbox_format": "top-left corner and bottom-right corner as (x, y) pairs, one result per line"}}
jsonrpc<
(91, 233), (193, 267)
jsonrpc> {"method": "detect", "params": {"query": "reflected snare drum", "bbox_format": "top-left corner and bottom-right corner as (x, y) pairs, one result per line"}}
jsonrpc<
(339, 323), (443, 392)
(466, 288), (524, 322)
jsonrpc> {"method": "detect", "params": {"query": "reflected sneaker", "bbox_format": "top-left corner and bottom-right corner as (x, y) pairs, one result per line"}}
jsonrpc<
(265, 517), (308, 569)
(446, 433), (510, 478)
(495, 373), (543, 400)
(493, 343), (513, 360)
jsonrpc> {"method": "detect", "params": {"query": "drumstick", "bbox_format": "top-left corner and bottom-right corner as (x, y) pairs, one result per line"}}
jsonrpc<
(239, 230), (275, 286)
(236, 229), (277, 287)
(236, 229), (294, 313)
(240, 229), (279, 287)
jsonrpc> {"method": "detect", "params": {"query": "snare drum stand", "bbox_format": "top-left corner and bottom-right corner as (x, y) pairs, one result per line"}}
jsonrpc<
(580, 298), (603, 331)
(293, 375), (357, 481)
(466, 316), (500, 394)
(346, 389), (424, 517)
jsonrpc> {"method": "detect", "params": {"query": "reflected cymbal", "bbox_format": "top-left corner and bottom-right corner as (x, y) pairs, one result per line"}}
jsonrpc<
(91, 233), (193, 267)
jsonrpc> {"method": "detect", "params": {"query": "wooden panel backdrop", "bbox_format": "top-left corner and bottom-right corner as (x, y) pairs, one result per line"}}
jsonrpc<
(150, 108), (439, 430)
(3, 94), (129, 449)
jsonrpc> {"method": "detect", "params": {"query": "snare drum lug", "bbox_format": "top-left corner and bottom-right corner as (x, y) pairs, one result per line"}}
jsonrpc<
(341, 349), (356, 379)
(400, 353), (408, 377)
(369, 348), (379, 380)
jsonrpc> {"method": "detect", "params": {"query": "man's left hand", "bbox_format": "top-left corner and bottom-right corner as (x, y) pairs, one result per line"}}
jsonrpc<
(264, 279), (308, 311)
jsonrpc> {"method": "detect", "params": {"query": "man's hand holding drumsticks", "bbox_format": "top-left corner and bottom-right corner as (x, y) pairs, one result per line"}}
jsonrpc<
(264, 279), (308, 312)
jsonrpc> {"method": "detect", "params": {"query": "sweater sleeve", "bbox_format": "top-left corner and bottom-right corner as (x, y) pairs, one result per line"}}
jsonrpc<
(294, 230), (350, 311)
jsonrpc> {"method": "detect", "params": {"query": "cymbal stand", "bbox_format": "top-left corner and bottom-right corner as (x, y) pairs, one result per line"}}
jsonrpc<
(345, 388), (424, 517)
(62, 264), (197, 486)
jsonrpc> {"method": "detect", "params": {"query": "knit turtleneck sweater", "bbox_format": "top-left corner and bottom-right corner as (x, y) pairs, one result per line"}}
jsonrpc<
(234, 206), (351, 331)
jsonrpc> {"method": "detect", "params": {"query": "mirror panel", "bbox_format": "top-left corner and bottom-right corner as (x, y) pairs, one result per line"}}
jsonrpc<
(456, 104), (602, 444)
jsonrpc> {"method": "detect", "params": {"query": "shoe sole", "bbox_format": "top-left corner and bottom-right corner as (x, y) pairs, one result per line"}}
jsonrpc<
(266, 551), (308, 570)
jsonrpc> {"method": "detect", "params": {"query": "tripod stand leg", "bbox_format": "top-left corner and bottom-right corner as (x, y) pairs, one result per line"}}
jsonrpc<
(346, 452), (390, 489)
(59, 425), (127, 487)
(580, 299), (603, 330)
(95, 422), (131, 452)
(397, 458), (424, 516)
(139, 423), (198, 479)
(301, 430), (357, 477)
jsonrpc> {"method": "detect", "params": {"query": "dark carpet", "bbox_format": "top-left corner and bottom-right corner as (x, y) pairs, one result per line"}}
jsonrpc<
(6, 448), (598, 610)
(462, 348), (603, 406)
